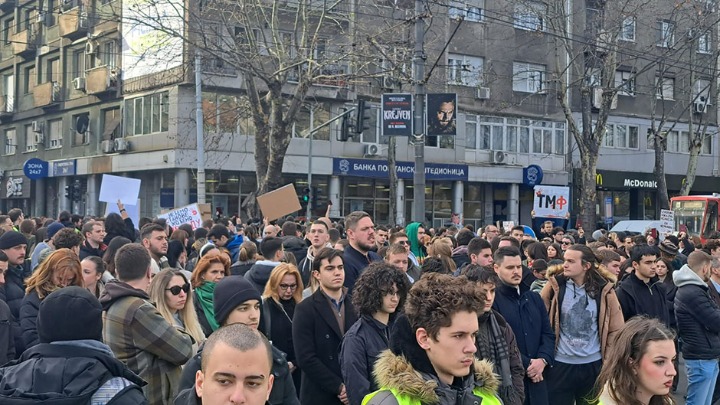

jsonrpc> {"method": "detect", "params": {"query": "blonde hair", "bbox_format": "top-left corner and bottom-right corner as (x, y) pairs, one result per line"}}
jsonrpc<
(148, 269), (205, 343)
(26, 248), (83, 299)
(263, 263), (304, 304)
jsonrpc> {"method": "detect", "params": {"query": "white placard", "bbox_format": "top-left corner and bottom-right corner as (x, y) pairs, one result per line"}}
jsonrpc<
(157, 203), (203, 230)
(660, 209), (675, 235)
(502, 221), (515, 233)
(99, 174), (141, 205)
(533, 185), (570, 218)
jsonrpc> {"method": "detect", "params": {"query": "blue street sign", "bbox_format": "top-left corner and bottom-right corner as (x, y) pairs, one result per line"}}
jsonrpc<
(23, 158), (49, 180)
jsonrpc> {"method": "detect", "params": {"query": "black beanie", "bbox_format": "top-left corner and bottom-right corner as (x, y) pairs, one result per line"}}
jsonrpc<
(38, 286), (103, 343)
(214, 276), (262, 325)
(0, 231), (27, 250)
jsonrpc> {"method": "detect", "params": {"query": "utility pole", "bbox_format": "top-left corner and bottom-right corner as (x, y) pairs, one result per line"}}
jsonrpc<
(195, 51), (206, 204)
(412, 0), (426, 223)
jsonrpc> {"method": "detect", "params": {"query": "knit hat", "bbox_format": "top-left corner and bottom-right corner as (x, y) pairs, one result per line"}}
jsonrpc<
(532, 259), (548, 272)
(659, 240), (679, 256)
(37, 286), (103, 343)
(46, 222), (65, 240)
(213, 276), (262, 325)
(592, 229), (606, 241)
(0, 231), (27, 249)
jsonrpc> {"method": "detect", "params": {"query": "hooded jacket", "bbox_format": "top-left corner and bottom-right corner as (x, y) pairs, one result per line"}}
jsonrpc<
(540, 264), (624, 361)
(245, 260), (282, 294)
(225, 234), (244, 263)
(283, 236), (308, 265)
(362, 315), (502, 405)
(100, 280), (194, 405)
(673, 264), (720, 360)
(5, 262), (30, 356)
(0, 341), (146, 404)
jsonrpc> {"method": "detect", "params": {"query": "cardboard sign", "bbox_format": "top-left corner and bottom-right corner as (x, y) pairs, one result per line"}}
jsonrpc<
(660, 209), (674, 235)
(158, 203), (203, 230)
(533, 185), (570, 218)
(256, 184), (302, 221)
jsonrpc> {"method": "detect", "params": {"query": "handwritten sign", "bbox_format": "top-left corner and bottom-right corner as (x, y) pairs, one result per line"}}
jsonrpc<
(158, 203), (203, 230)
(660, 209), (674, 235)
(533, 186), (570, 218)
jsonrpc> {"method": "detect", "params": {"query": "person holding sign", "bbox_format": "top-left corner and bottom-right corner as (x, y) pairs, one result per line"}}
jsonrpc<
(104, 200), (137, 246)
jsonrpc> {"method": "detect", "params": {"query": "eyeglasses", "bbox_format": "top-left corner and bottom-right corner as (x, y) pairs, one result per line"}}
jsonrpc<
(166, 283), (190, 296)
(279, 284), (298, 291)
(561, 241), (571, 245)
(396, 241), (409, 246)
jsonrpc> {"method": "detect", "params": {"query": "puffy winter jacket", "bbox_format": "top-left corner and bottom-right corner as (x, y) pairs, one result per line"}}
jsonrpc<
(673, 264), (720, 360)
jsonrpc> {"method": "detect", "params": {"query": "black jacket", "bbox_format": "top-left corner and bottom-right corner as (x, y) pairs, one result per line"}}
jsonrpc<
(193, 291), (213, 338)
(79, 241), (106, 260)
(0, 342), (146, 404)
(263, 297), (300, 394)
(174, 387), (270, 405)
(179, 339), (299, 405)
(4, 263), (30, 357)
(0, 300), (14, 365)
(293, 288), (358, 405)
(342, 246), (382, 293)
(283, 236), (308, 265)
(492, 282), (554, 405)
(673, 265), (720, 360)
(245, 260), (281, 294)
(103, 218), (136, 245)
(339, 315), (392, 405)
(19, 291), (41, 351)
(230, 260), (256, 277)
(615, 272), (671, 326)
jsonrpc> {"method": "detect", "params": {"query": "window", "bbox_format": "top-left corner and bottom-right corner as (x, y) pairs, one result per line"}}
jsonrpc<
(695, 79), (712, 105)
(656, 77), (674, 100)
(465, 115), (565, 155)
(100, 41), (117, 67)
(3, 74), (13, 112)
(512, 62), (545, 93)
(48, 119), (62, 148)
(46, 58), (59, 83)
(604, 123), (639, 149)
(620, 16), (636, 41)
(666, 131), (711, 154)
(3, 128), (15, 155)
(73, 49), (85, 78)
(449, 0), (484, 22)
(698, 32), (712, 54)
(514, 2), (546, 31)
(23, 65), (34, 94)
(447, 54), (483, 87)
(614, 71), (635, 96)
(124, 92), (170, 136)
(24, 124), (36, 152)
(2, 18), (12, 44)
(657, 21), (675, 48)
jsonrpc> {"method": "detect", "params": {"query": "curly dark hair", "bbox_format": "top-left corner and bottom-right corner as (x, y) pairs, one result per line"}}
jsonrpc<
(52, 227), (83, 249)
(421, 256), (450, 275)
(405, 272), (484, 340)
(352, 262), (410, 317)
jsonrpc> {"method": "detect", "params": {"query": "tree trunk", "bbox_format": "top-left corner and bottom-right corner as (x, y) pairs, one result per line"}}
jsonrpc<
(578, 146), (599, 231)
(681, 134), (703, 195)
(388, 136), (398, 226)
(653, 130), (670, 209)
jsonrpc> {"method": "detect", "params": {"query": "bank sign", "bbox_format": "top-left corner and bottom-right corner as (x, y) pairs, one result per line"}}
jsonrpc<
(333, 158), (468, 181)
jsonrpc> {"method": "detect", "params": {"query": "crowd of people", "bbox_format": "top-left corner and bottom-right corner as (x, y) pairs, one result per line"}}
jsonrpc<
(0, 207), (715, 404)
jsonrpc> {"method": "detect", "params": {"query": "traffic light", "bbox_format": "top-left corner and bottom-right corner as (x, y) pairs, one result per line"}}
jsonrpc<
(339, 108), (351, 142)
(64, 185), (71, 199)
(311, 187), (320, 210)
(301, 187), (311, 203)
(354, 100), (371, 134)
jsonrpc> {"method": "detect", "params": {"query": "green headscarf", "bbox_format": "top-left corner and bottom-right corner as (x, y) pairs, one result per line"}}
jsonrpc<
(405, 222), (426, 261)
(195, 281), (220, 331)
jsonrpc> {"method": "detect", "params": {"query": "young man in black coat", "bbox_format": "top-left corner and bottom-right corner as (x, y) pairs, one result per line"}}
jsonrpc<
(0, 231), (30, 357)
(615, 244), (671, 326)
(0, 286), (146, 403)
(293, 247), (358, 405)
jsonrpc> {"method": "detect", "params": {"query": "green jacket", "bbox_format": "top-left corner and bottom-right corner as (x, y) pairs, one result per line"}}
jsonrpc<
(362, 350), (503, 405)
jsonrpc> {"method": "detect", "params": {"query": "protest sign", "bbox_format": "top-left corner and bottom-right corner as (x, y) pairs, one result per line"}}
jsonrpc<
(257, 184), (302, 221)
(660, 209), (674, 235)
(533, 186), (570, 218)
(105, 200), (141, 228)
(99, 174), (141, 205)
(158, 203), (203, 230)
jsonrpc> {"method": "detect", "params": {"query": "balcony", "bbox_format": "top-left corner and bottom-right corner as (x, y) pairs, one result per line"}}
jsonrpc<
(86, 65), (119, 95)
(0, 0), (15, 11)
(11, 29), (37, 58)
(59, 7), (88, 39)
(0, 94), (13, 120)
(33, 81), (61, 108)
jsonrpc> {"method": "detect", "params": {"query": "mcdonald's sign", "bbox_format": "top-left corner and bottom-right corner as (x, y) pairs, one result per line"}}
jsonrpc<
(596, 173), (602, 186)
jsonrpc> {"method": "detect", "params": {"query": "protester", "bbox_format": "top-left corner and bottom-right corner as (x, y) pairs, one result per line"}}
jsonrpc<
(81, 256), (106, 298)
(343, 211), (381, 293)
(594, 317), (676, 405)
(0, 251), (15, 364)
(245, 237), (285, 294)
(615, 244), (670, 326)
(0, 231), (30, 356)
(0, 287), (147, 403)
(362, 273), (502, 405)
(208, 224), (244, 263)
(298, 221), (331, 286)
(20, 248), (83, 350)
(30, 222), (62, 270)
(404, 222), (427, 266)
(103, 208), (136, 245)
(191, 251), (231, 337)
(101, 243), (194, 405)
(79, 220), (107, 260)
(149, 269), (206, 348)
(141, 223), (170, 274)
(340, 262), (410, 405)
(229, 240), (258, 276)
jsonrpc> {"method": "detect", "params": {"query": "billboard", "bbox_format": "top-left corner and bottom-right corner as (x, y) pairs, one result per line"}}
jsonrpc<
(121, 0), (185, 80)
(426, 93), (457, 136)
(382, 94), (412, 136)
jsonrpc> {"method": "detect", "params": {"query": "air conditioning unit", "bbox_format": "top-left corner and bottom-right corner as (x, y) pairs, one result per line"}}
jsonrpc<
(101, 139), (114, 153)
(364, 143), (380, 156)
(475, 87), (490, 99)
(85, 41), (98, 55)
(491, 151), (508, 164)
(34, 132), (44, 145)
(72, 77), (85, 91)
(114, 138), (129, 152)
(695, 102), (708, 114)
(31, 120), (43, 133)
(36, 12), (45, 24)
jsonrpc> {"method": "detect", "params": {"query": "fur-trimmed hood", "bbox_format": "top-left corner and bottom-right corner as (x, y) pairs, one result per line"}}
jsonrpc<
(371, 314), (499, 404)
